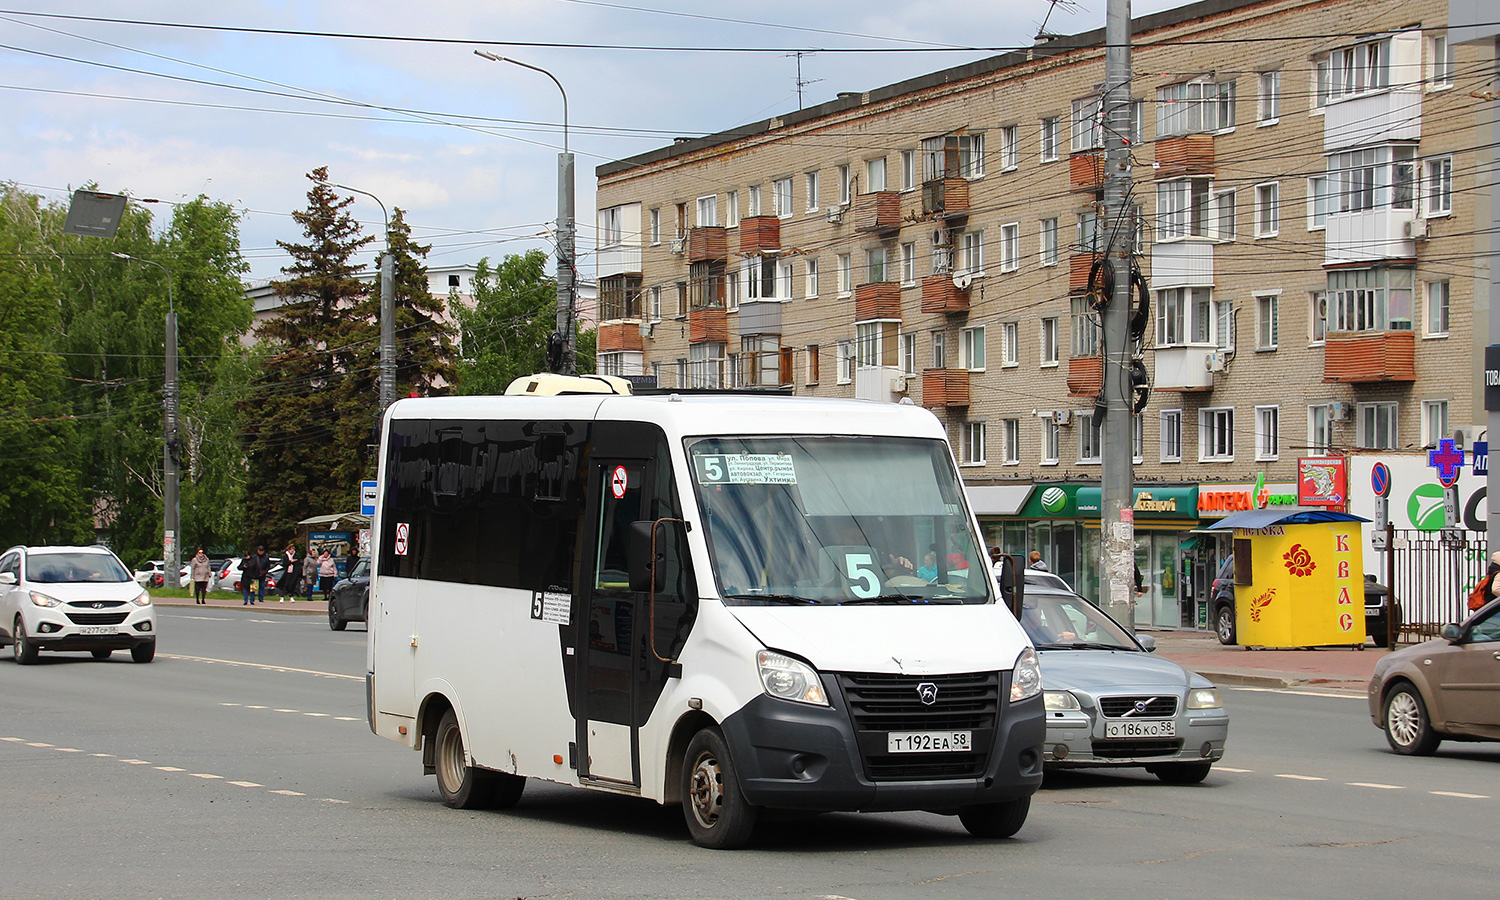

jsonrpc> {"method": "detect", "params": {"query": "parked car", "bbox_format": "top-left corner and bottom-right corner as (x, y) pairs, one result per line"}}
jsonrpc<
(1368, 596), (1500, 755)
(134, 560), (166, 589)
(1018, 582), (1228, 783)
(328, 557), (370, 631)
(1209, 555), (1397, 647)
(218, 558), (278, 593)
(0, 545), (157, 663)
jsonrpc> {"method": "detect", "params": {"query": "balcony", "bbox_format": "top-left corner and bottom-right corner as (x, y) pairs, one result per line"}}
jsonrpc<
(688, 226), (728, 263)
(1324, 209), (1421, 265)
(1153, 134), (1215, 178)
(1323, 330), (1416, 383)
(920, 273), (970, 314)
(738, 216), (780, 255)
(688, 307), (729, 344)
(854, 281), (902, 321)
(921, 177), (969, 219)
(854, 191), (902, 234)
(1069, 252), (1101, 293)
(1323, 88), (1422, 152)
(1067, 355), (1103, 397)
(855, 365), (905, 403)
(1153, 344), (1217, 391)
(595, 244), (642, 278)
(597, 322), (644, 353)
(1069, 151), (1105, 192)
(921, 368), (970, 409)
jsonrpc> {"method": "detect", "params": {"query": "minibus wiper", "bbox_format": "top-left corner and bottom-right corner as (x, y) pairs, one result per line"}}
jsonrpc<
(839, 595), (963, 605)
(722, 593), (816, 605)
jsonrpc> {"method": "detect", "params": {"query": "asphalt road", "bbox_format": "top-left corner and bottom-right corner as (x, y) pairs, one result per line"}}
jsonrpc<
(3, 609), (1496, 900)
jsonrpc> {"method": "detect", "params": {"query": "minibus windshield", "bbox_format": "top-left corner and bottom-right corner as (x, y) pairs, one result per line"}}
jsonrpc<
(689, 435), (989, 606)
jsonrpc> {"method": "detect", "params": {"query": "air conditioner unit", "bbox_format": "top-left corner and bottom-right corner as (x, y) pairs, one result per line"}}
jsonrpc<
(1330, 400), (1352, 422)
(826, 206), (845, 224)
(1204, 352), (1225, 373)
(1053, 409), (1073, 426)
(1452, 426), (1480, 450)
(1403, 218), (1429, 240)
(931, 228), (952, 246)
(669, 236), (686, 254)
(891, 375), (909, 393)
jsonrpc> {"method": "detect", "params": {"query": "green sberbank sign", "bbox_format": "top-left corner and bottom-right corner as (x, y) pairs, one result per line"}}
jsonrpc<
(1019, 485), (1199, 522)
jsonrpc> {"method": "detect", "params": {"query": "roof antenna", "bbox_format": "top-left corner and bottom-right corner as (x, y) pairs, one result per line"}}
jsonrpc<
(787, 51), (823, 110)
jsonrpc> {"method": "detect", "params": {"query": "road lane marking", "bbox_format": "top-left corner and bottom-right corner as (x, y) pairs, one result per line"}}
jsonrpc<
(55, 748), (82, 753)
(229, 781), (262, 787)
(26, 742), (52, 747)
(334, 717), (360, 721)
(1430, 791), (1489, 799)
(91, 753), (114, 758)
(270, 790), (305, 796)
(1228, 686), (1363, 700)
(190, 773), (223, 779)
(274, 709), (299, 713)
(1276, 774), (1327, 781)
(1217, 767), (1254, 773)
(321, 798), (350, 804)
(121, 759), (151, 765)
(303, 712), (329, 717)
(155, 766), (186, 772)
(159, 653), (362, 681)
(1, 737), (23, 742)
(1348, 782), (1404, 790)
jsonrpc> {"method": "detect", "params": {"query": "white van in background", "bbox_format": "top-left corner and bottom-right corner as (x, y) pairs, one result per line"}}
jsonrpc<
(366, 375), (1044, 848)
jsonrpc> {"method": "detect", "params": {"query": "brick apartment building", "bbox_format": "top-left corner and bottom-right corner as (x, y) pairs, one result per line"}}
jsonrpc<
(593, 0), (1496, 627)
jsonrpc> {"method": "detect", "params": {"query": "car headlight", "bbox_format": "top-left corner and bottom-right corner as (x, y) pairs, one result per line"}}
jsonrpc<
(756, 650), (828, 706)
(1043, 690), (1080, 711)
(1187, 688), (1222, 710)
(28, 591), (62, 608)
(130, 589), (152, 607)
(1010, 647), (1042, 702)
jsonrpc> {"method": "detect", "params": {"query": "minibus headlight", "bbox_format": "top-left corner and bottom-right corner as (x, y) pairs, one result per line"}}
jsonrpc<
(129, 589), (152, 607)
(1010, 647), (1042, 702)
(28, 591), (62, 608)
(1187, 688), (1222, 710)
(756, 650), (828, 706)
(1043, 690), (1079, 711)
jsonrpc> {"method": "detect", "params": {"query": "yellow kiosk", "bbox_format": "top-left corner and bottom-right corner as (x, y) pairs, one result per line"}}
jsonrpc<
(1208, 508), (1368, 648)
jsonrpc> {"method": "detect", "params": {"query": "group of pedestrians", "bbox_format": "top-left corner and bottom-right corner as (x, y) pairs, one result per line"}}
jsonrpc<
(237, 543), (342, 606)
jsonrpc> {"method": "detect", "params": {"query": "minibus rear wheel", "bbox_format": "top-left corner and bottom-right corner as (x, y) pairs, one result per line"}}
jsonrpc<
(435, 709), (500, 809)
(682, 726), (758, 849)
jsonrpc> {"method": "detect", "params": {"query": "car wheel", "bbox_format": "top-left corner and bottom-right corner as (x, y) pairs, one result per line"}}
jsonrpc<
(958, 796), (1031, 839)
(130, 641), (156, 664)
(328, 601), (346, 631)
(434, 709), (501, 809)
(1150, 762), (1212, 784)
(14, 618), (39, 665)
(1383, 682), (1440, 756)
(682, 726), (758, 849)
(1214, 604), (1236, 645)
(91, 649), (112, 660)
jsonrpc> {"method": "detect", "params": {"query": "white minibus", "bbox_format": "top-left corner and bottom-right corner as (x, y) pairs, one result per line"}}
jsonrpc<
(367, 375), (1044, 848)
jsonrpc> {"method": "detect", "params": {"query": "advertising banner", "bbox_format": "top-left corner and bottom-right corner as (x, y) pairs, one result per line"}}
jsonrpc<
(1298, 457), (1347, 507)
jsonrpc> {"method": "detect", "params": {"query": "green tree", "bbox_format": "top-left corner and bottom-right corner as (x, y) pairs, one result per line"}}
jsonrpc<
(383, 208), (456, 398)
(452, 250), (558, 395)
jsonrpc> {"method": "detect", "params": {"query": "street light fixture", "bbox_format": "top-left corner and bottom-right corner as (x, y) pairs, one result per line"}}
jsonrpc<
(111, 251), (179, 585)
(319, 181), (396, 413)
(474, 49), (577, 375)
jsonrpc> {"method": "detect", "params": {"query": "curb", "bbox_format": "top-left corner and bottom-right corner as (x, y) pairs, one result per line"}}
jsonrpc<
(1188, 668), (1368, 693)
(155, 599), (323, 617)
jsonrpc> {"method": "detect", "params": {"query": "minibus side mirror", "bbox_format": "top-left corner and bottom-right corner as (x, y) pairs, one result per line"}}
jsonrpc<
(628, 520), (669, 593)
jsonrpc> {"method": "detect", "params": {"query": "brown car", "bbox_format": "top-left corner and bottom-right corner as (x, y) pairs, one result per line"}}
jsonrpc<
(1368, 598), (1500, 754)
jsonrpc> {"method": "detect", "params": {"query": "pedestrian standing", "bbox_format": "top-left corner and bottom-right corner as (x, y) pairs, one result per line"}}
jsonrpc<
(189, 547), (212, 604)
(317, 550), (338, 600)
(239, 548), (256, 605)
(302, 547), (320, 602)
(1027, 550), (1049, 572)
(280, 544), (299, 600)
(248, 545), (272, 605)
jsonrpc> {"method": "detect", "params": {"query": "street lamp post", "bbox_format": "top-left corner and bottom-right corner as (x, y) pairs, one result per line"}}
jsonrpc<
(112, 251), (179, 584)
(325, 183), (396, 412)
(474, 49), (577, 374)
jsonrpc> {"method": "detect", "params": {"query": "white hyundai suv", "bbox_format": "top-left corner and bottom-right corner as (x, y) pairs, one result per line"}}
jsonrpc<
(0, 545), (157, 664)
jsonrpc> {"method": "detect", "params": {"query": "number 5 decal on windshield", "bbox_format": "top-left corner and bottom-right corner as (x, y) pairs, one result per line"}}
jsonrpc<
(843, 552), (880, 598)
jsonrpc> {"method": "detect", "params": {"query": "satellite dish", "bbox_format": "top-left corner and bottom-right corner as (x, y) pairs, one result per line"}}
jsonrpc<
(952, 272), (974, 290)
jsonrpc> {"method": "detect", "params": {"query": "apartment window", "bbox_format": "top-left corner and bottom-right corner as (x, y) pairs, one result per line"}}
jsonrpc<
(852, 321), (885, 368)
(725, 270), (739, 310)
(747, 185), (761, 217)
(1326, 146), (1416, 214)
(1311, 291), (1329, 342)
(961, 133), (985, 178)
(1318, 37), (1390, 104)
(1040, 317), (1059, 365)
(1156, 177), (1231, 241)
(866, 157), (885, 193)
(1214, 190), (1236, 241)
(899, 332), (916, 375)
(1076, 211), (1100, 251)
(805, 171), (819, 212)
(999, 125), (1019, 170)
(1308, 405), (1333, 454)
(1041, 418), (1060, 464)
(1358, 402), (1399, 450)
(838, 165), (851, 206)
(900, 149), (915, 190)
(837, 341), (854, 384)
(961, 230), (985, 275)
(1003, 419), (1020, 465)
(694, 195), (717, 228)
(1040, 218), (1058, 266)
(1423, 400), (1450, 447)
(1255, 406), (1280, 460)
(1155, 286), (1214, 346)
(1426, 280), (1450, 336)
(675, 282), (687, 318)
(1307, 175), (1329, 230)
(900, 242), (916, 285)
(1071, 96), (1104, 152)
(1161, 410), (1182, 462)
(1254, 183), (1279, 237)
(1071, 295), (1101, 357)
(1328, 267), (1414, 332)
(689, 341), (725, 389)
(866, 247), (888, 284)
(960, 325), (986, 371)
(1000, 223), (1019, 273)
(806, 344), (819, 384)
(742, 335), (780, 387)
(837, 253), (852, 295)
(1425, 157), (1452, 216)
(961, 421), (986, 465)
(1200, 407), (1235, 460)
(1429, 34), (1453, 88)
(931, 330), (947, 369)
(650, 286), (662, 322)
(726, 191), (739, 225)
(1257, 71), (1280, 123)
(779, 261), (795, 300)
(1256, 293), (1279, 349)
(1079, 413), (1102, 463)
(1133, 414), (1145, 463)
(1040, 117), (1059, 162)
(1215, 298), (1233, 351)
(675, 203), (687, 238)
(1155, 79), (1236, 136)
(600, 206), (623, 246)
(1001, 322), (1019, 366)
(920, 133), (985, 180)
(649, 208), (661, 244)
(806, 258), (819, 297)
(744, 255), (777, 300)
(773, 178), (793, 217)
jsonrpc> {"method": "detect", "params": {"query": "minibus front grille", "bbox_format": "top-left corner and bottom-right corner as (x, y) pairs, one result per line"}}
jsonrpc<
(836, 671), (1000, 781)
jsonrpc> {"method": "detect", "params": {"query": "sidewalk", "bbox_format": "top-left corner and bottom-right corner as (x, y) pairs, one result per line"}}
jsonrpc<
(156, 595), (327, 615)
(1146, 629), (1386, 693)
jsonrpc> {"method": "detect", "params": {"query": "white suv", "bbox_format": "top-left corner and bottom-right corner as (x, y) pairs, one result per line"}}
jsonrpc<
(0, 545), (157, 664)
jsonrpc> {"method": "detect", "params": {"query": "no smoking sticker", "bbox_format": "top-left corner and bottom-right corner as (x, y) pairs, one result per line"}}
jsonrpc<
(611, 466), (629, 499)
(394, 522), (410, 556)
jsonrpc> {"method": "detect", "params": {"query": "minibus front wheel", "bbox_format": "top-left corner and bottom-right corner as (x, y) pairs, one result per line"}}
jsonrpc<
(682, 726), (759, 849)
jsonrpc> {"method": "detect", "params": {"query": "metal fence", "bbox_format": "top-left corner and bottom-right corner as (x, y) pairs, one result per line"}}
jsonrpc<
(1385, 527), (1487, 643)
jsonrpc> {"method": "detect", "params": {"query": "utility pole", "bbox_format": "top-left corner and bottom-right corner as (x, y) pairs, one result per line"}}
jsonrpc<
(327, 182), (396, 412)
(1100, 0), (1137, 627)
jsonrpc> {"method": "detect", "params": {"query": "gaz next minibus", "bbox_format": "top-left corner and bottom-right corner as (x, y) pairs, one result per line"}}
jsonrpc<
(367, 374), (1044, 848)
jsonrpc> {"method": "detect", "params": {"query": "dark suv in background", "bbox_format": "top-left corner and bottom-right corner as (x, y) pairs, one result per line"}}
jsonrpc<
(1209, 555), (1399, 648)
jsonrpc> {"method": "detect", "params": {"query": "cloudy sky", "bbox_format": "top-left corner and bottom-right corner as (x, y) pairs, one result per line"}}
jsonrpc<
(1, 0), (1190, 282)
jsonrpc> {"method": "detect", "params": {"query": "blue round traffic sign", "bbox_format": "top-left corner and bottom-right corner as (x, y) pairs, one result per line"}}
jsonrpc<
(1371, 462), (1391, 498)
